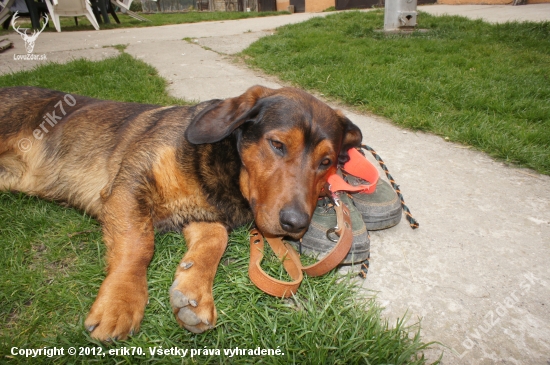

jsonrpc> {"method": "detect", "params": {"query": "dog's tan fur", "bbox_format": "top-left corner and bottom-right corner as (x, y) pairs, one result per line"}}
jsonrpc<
(0, 85), (362, 340)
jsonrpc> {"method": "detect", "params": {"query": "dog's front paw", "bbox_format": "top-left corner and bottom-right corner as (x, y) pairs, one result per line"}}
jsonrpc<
(170, 261), (216, 333)
(84, 274), (148, 341)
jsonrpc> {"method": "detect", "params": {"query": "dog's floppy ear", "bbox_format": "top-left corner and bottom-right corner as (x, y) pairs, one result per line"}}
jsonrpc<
(186, 85), (276, 144)
(337, 111), (363, 165)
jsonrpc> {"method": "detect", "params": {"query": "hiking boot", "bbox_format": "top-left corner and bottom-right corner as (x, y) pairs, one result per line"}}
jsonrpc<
(345, 174), (402, 231)
(289, 193), (369, 265)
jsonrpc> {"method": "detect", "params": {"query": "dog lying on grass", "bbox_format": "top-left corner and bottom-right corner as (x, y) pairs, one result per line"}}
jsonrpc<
(0, 85), (362, 341)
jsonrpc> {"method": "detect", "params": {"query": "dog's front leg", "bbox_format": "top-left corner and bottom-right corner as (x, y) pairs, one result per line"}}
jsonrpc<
(85, 190), (154, 341)
(170, 222), (228, 333)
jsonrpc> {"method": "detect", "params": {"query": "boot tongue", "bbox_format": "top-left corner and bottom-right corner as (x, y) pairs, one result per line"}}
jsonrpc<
(326, 148), (379, 194)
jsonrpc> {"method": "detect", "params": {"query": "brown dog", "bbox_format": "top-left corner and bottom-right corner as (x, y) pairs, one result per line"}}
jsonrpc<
(0, 85), (362, 340)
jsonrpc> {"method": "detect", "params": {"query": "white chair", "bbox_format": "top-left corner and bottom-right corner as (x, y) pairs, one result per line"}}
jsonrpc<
(0, 0), (15, 26)
(45, 0), (100, 32)
(110, 0), (149, 22)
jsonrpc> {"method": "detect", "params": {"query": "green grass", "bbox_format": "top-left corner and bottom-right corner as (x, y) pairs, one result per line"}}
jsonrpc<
(0, 55), (439, 363)
(243, 10), (550, 174)
(1, 10), (289, 34)
(0, 51), (186, 105)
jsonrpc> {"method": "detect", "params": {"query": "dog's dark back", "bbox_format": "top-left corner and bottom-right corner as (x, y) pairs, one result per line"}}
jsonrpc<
(0, 85), (362, 237)
(1, 88), (190, 217)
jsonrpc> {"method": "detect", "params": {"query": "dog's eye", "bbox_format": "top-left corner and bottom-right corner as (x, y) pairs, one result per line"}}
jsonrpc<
(269, 140), (285, 155)
(320, 158), (332, 168)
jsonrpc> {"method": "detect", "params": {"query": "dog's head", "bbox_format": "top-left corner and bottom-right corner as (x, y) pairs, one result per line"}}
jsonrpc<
(186, 86), (362, 239)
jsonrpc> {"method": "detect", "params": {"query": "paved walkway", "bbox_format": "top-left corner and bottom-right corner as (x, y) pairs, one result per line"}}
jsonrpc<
(1, 5), (549, 364)
(419, 3), (550, 23)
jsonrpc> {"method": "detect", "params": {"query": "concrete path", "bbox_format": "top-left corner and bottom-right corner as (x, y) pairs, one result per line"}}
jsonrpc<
(1, 5), (549, 364)
(419, 3), (550, 23)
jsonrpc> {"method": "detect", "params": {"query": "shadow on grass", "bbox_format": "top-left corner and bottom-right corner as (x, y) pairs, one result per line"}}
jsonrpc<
(0, 11), (290, 35)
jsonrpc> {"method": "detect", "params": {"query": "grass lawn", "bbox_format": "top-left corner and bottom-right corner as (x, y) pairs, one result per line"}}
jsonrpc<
(0, 54), (439, 364)
(1, 10), (289, 35)
(243, 10), (550, 175)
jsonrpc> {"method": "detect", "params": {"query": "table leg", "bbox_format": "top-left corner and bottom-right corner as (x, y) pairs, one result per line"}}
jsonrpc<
(99, 0), (110, 24)
(108, 0), (120, 24)
(24, 0), (41, 29)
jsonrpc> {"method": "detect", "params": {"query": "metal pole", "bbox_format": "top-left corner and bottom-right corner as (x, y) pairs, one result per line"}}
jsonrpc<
(384, 0), (418, 32)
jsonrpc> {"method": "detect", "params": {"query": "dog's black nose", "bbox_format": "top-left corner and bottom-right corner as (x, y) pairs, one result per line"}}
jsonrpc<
(279, 206), (309, 234)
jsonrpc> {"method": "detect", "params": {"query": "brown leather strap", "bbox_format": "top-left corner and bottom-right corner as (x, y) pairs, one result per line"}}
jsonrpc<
(248, 231), (303, 297)
(248, 203), (353, 297)
(302, 202), (353, 276)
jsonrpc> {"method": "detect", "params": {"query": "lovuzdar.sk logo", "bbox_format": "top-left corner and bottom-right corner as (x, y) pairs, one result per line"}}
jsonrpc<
(11, 11), (48, 60)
